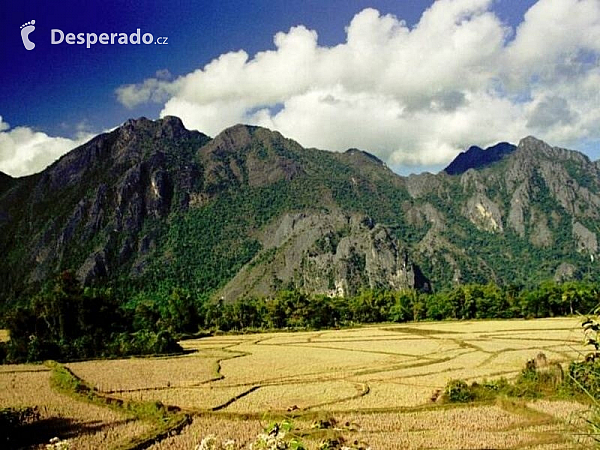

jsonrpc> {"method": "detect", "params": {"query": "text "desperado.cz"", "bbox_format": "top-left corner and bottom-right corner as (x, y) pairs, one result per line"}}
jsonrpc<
(51, 29), (168, 48)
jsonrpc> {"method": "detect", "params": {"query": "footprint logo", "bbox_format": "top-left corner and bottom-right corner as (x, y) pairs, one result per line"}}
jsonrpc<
(20, 20), (36, 50)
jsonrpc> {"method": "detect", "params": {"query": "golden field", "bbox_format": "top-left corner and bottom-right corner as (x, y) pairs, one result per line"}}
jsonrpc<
(0, 366), (153, 449)
(2, 317), (595, 449)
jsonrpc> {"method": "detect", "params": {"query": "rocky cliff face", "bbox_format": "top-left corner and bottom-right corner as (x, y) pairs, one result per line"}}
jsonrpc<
(218, 212), (428, 301)
(406, 136), (600, 284)
(1, 118), (598, 303)
(451, 136), (600, 247)
(0, 117), (210, 297)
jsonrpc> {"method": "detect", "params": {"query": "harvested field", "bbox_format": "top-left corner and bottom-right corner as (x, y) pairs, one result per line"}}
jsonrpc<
(67, 352), (222, 392)
(320, 380), (434, 409)
(224, 380), (362, 412)
(526, 399), (589, 423)
(119, 385), (254, 410)
(146, 318), (589, 448)
(0, 367), (153, 449)
(0, 329), (8, 342)
(149, 414), (265, 450)
(0, 363), (48, 374)
(337, 406), (552, 449)
(2, 318), (593, 449)
(294, 337), (459, 356)
(217, 343), (393, 385)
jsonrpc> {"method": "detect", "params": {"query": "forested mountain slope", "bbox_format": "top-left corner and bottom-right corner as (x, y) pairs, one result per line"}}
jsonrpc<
(0, 117), (598, 305)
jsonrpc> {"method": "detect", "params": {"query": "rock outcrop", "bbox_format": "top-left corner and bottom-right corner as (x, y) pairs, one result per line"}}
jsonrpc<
(218, 213), (428, 301)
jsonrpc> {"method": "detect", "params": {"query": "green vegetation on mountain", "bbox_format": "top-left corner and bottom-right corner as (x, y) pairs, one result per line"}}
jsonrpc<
(0, 117), (599, 314)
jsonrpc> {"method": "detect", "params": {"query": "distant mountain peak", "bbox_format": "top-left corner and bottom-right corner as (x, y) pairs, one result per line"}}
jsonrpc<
(205, 124), (300, 159)
(221, 123), (260, 133)
(344, 148), (385, 166)
(515, 136), (552, 155)
(515, 136), (595, 168)
(444, 142), (516, 175)
(117, 116), (195, 142)
(201, 125), (268, 161)
(159, 115), (186, 127)
(122, 116), (151, 126)
(519, 135), (545, 145)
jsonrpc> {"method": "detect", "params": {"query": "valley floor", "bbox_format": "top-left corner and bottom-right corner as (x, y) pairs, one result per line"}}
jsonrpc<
(1, 317), (595, 449)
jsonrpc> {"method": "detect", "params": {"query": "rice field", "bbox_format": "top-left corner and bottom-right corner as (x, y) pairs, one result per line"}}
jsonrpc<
(2, 317), (595, 448)
(0, 366), (153, 449)
(66, 351), (225, 392)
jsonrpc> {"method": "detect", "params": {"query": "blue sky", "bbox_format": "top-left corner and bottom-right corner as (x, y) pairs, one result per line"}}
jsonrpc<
(1, 0), (599, 176)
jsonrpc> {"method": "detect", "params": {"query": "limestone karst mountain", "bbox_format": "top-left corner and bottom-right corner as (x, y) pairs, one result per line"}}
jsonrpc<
(0, 118), (598, 304)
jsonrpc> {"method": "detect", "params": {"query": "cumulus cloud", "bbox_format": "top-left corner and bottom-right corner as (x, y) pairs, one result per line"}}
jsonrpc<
(117, 0), (600, 170)
(116, 69), (175, 108)
(0, 116), (92, 177)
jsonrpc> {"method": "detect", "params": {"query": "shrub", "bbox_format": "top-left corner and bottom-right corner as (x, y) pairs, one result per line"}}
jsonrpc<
(565, 312), (600, 400)
(443, 379), (474, 403)
(442, 354), (565, 404)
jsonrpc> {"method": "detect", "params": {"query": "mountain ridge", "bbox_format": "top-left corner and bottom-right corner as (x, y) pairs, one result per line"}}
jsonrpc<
(0, 117), (598, 305)
(444, 142), (516, 175)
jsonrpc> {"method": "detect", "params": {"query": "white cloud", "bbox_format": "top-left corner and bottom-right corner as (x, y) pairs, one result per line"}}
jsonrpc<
(505, 0), (600, 77)
(0, 116), (92, 177)
(120, 0), (600, 170)
(116, 69), (175, 108)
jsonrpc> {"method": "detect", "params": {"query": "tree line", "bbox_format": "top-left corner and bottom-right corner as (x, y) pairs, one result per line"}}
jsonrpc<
(196, 281), (598, 332)
(0, 271), (182, 363)
(1, 274), (598, 363)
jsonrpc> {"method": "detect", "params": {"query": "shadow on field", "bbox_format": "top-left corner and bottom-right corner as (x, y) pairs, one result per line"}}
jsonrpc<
(5, 417), (134, 449)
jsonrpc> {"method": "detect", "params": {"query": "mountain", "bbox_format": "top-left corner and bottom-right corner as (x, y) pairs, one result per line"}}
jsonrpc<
(0, 171), (13, 194)
(444, 142), (516, 175)
(0, 117), (209, 298)
(0, 118), (598, 305)
(408, 136), (599, 286)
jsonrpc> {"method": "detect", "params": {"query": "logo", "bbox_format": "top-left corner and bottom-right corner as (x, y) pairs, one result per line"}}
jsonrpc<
(51, 29), (168, 48)
(18, 19), (169, 51)
(20, 20), (36, 50)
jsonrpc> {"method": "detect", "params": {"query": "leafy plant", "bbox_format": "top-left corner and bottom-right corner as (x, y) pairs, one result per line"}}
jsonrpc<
(443, 380), (474, 403)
